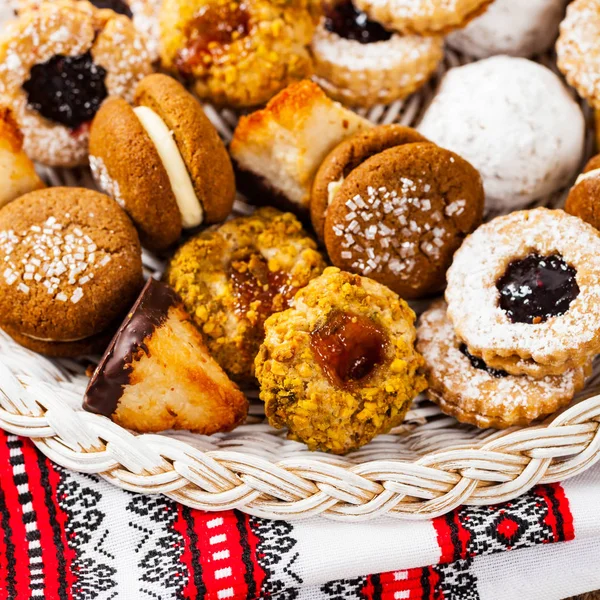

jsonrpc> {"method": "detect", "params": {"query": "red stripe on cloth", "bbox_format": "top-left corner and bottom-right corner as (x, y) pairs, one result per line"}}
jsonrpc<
(242, 515), (265, 597)
(174, 506), (202, 599)
(536, 483), (575, 543)
(433, 509), (470, 564)
(0, 483), (12, 598)
(377, 567), (441, 600)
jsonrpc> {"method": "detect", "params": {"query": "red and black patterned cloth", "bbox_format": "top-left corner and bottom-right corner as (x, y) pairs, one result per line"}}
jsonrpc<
(0, 429), (598, 600)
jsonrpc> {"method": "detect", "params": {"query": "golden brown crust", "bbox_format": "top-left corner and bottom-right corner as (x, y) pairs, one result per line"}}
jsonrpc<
(565, 153), (600, 231)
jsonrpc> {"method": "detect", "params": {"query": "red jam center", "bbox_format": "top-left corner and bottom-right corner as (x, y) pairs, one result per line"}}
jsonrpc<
(310, 311), (387, 388)
(176, 2), (250, 74)
(324, 0), (392, 44)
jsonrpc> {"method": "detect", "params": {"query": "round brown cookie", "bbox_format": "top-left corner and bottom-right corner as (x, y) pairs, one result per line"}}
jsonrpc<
(89, 74), (235, 251)
(0, 187), (143, 356)
(324, 142), (484, 299)
(565, 154), (600, 230)
(311, 125), (428, 242)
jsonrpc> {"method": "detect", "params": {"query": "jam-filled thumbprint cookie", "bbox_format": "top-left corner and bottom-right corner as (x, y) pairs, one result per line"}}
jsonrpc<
(166, 208), (327, 385)
(160, 0), (316, 108)
(90, 74), (235, 251)
(0, 187), (143, 357)
(255, 267), (427, 455)
(0, 0), (153, 167)
(417, 301), (590, 429)
(446, 208), (600, 378)
(84, 279), (248, 434)
(311, 0), (443, 107)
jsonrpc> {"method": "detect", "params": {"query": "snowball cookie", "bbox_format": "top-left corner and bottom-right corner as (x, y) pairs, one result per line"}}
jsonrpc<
(419, 56), (585, 213)
(447, 0), (569, 59)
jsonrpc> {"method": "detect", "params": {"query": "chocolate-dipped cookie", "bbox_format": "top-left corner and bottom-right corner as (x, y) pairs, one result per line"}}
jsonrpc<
(0, 187), (143, 356)
(90, 73), (236, 251)
(84, 278), (248, 434)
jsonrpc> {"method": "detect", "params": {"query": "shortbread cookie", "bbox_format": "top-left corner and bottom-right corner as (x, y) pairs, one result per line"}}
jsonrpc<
(447, 0), (568, 59)
(419, 56), (585, 213)
(231, 80), (372, 218)
(324, 142), (484, 299)
(0, 187), (143, 357)
(566, 154), (600, 231)
(255, 267), (427, 454)
(312, 0), (443, 107)
(160, 0), (316, 108)
(90, 74), (235, 251)
(311, 124), (428, 242)
(417, 301), (589, 429)
(0, 0), (152, 167)
(557, 0), (600, 110)
(354, 0), (494, 35)
(166, 208), (327, 385)
(84, 279), (248, 433)
(446, 208), (600, 377)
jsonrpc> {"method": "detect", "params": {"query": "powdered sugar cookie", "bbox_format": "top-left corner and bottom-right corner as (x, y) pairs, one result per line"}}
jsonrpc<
(419, 57), (585, 213)
(354, 0), (494, 35)
(0, 0), (152, 167)
(446, 209), (600, 378)
(447, 0), (568, 59)
(312, 0), (443, 107)
(417, 301), (590, 429)
(566, 154), (600, 231)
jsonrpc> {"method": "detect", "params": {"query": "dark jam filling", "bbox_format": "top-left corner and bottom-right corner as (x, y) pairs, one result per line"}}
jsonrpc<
(310, 311), (388, 388)
(175, 3), (250, 75)
(496, 253), (579, 325)
(90, 0), (133, 17)
(23, 52), (108, 130)
(324, 0), (392, 44)
(459, 344), (508, 379)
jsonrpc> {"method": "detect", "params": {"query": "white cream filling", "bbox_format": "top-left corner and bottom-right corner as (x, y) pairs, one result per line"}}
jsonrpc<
(576, 168), (600, 186)
(327, 177), (344, 205)
(133, 106), (204, 229)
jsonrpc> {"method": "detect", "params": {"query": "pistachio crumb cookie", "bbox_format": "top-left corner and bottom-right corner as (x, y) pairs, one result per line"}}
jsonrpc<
(446, 209), (600, 377)
(255, 267), (427, 455)
(417, 301), (589, 429)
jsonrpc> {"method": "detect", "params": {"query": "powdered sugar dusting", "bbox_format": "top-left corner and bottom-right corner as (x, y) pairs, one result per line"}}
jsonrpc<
(90, 155), (125, 208)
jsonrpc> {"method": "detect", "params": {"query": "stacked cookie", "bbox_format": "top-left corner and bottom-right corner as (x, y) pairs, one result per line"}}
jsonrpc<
(417, 208), (600, 429)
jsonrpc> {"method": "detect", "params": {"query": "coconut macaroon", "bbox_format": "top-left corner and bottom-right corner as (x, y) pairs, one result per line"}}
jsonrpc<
(255, 267), (427, 454)
(84, 278), (248, 434)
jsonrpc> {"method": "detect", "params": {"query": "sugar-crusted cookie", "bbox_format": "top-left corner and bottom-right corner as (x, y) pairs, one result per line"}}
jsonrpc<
(312, 0), (443, 107)
(0, 0), (152, 167)
(324, 142), (484, 299)
(311, 124), (428, 242)
(90, 74), (235, 251)
(417, 301), (590, 429)
(566, 154), (600, 230)
(255, 267), (427, 454)
(446, 209), (600, 378)
(447, 0), (568, 59)
(419, 56), (585, 213)
(0, 187), (143, 357)
(84, 278), (248, 433)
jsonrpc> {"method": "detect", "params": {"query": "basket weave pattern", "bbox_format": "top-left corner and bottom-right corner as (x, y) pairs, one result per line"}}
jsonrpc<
(1, 51), (600, 521)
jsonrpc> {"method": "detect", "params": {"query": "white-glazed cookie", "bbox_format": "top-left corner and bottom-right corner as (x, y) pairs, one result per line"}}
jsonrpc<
(419, 56), (585, 213)
(447, 0), (568, 59)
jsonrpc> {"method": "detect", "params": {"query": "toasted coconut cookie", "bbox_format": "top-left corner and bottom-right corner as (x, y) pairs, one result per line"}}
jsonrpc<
(0, 107), (45, 209)
(354, 0), (493, 35)
(417, 301), (589, 429)
(90, 74), (235, 251)
(324, 143), (484, 299)
(311, 124), (428, 242)
(255, 267), (426, 454)
(0, 187), (143, 357)
(84, 279), (248, 433)
(160, 0), (316, 108)
(566, 154), (600, 231)
(231, 80), (371, 218)
(312, 0), (443, 107)
(0, 0), (152, 167)
(166, 208), (327, 384)
(446, 209), (600, 378)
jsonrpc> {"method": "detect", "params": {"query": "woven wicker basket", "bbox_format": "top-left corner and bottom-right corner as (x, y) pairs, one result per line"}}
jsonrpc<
(1, 49), (599, 522)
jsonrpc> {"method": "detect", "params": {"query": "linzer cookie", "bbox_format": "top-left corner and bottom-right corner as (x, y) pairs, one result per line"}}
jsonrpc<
(446, 208), (600, 378)
(0, 0), (152, 167)
(90, 73), (235, 251)
(84, 279), (248, 433)
(0, 187), (143, 357)
(417, 301), (590, 429)
(312, 0), (443, 107)
(565, 154), (600, 231)
(324, 142), (484, 299)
